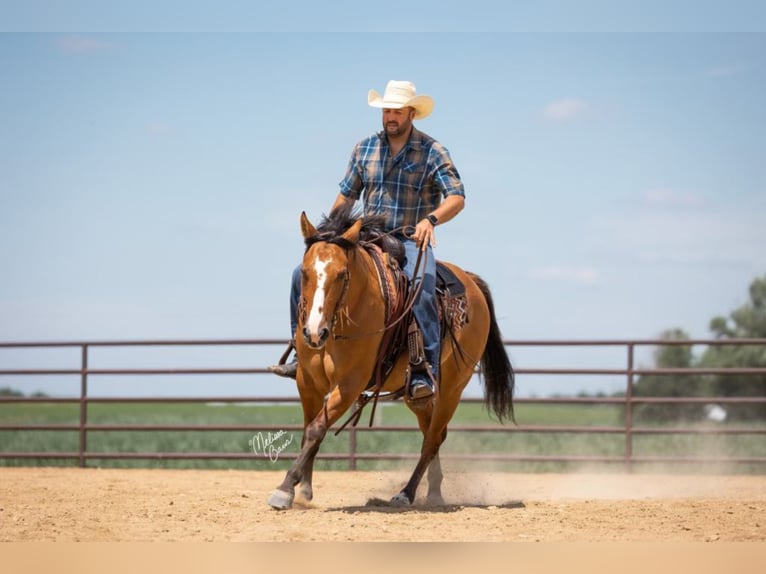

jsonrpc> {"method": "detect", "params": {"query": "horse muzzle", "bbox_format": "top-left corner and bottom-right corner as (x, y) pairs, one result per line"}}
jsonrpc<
(302, 325), (330, 349)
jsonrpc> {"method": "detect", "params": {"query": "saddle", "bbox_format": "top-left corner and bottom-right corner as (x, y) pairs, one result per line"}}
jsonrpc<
(339, 235), (469, 426)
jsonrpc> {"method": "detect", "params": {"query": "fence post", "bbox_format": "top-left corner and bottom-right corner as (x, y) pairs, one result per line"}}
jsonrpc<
(625, 342), (635, 472)
(348, 426), (357, 470)
(79, 344), (88, 468)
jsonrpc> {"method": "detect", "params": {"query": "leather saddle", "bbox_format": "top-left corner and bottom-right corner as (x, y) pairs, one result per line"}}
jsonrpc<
(336, 234), (471, 431)
(361, 234), (469, 389)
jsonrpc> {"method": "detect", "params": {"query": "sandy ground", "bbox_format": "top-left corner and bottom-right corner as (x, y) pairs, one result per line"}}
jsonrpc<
(1, 467), (765, 542)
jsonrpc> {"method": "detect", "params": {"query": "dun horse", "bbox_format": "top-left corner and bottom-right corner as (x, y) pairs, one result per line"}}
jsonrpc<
(268, 210), (514, 509)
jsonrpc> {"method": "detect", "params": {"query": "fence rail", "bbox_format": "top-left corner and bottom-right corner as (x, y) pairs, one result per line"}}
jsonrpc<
(1, 338), (765, 471)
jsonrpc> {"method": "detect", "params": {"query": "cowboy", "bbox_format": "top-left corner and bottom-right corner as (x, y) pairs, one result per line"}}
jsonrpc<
(269, 80), (466, 400)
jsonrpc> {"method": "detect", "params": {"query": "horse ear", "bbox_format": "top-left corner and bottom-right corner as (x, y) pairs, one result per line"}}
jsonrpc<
(341, 218), (363, 244)
(300, 211), (317, 239)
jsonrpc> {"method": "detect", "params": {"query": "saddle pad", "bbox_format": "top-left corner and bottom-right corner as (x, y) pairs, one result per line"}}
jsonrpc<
(436, 262), (466, 297)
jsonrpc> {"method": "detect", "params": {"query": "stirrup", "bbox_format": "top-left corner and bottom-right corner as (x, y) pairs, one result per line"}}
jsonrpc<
(404, 319), (438, 402)
(405, 363), (438, 402)
(277, 339), (295, 365)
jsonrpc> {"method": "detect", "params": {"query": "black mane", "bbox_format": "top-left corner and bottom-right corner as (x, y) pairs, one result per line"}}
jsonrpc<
(305, 206), (387, 250)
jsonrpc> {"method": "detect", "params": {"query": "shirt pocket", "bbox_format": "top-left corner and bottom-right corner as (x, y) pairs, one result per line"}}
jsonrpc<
(363, 163), (382, 188)
(400, 162), (426, 195)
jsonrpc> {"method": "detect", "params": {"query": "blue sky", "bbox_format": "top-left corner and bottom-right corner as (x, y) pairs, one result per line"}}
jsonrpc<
(2, 1), (765, 32)
(1, 29), (765, 397)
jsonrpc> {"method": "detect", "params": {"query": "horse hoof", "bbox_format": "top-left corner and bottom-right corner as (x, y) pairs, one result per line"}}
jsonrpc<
(299, 484), (314, 502)
(390, 492), (412, 507)
(267, 489), (294, 510)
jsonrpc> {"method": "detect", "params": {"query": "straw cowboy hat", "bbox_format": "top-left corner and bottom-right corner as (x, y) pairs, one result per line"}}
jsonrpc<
(368, 80), (434, 120)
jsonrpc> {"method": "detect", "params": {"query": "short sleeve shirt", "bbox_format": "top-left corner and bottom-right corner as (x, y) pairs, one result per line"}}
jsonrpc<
(338, 127), (465, 231)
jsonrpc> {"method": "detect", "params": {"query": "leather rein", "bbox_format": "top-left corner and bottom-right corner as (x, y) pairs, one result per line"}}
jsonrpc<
(331, 226), (427, 342)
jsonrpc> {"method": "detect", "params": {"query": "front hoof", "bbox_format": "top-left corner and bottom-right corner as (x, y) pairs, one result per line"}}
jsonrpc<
(267, 489), (294, 510)
(390, 492), (412, 507)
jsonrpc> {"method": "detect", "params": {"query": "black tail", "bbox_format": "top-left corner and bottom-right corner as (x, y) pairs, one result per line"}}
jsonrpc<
(469, 272), (515, 423)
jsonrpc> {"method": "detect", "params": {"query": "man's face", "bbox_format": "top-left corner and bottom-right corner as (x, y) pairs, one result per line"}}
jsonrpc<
(382, 107), (414, 137)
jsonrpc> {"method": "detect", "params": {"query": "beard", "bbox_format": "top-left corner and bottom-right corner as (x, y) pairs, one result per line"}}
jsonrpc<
(384, 122), (403, 136)
(383, 117), (411, 138)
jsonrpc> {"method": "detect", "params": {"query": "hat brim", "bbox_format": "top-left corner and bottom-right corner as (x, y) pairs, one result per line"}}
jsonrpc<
(368, 89), (434, 120)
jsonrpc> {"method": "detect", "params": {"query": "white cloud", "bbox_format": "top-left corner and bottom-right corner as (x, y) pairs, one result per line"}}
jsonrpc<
(530, 265), (600, 285)
(543, 98), (588, 121)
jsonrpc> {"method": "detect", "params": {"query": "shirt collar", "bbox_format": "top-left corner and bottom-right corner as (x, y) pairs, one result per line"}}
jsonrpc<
(378, 126), (424, 153)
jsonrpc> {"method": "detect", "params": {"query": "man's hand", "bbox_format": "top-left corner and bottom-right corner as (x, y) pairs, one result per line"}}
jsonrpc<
(413, 218), (436, 251)
(411, 195), (464, 250)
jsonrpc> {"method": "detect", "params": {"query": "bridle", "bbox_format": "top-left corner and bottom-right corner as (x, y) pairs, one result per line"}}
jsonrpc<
(298, 264), (350, 336)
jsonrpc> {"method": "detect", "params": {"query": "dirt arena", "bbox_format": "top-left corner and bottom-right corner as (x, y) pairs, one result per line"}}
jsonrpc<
(1, 467), (765, 542)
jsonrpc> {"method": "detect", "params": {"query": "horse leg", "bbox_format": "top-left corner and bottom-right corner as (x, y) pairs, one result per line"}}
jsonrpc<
(297, 440), (315, 502)
(267, 368), (325, 510)
(268, 383), (360, 510)
(391, 427), (443, 506)
(425, 430), (448, 505)
(295, 389), (326, 503)
(392, 385), (464, 506)
(390, 399), (444, 506)
(267, 413), (326, 509)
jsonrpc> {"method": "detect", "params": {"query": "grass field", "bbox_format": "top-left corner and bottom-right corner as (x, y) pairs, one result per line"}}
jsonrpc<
(2, 400), (765, 473)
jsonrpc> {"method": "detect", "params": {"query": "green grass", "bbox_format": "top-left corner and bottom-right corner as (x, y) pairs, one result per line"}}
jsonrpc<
(1, 400), (764, 473)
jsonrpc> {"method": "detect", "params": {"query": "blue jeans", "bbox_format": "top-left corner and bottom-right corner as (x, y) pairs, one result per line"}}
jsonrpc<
(288, 239), (440, 377)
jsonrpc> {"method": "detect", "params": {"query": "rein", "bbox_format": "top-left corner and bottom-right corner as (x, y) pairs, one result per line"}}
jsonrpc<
(333, 226), (427, 342)
(306, 223), (431, 434)
(331, 227), (430, 434)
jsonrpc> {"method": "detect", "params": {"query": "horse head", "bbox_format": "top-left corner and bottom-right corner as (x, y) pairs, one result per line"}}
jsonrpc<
(298, 211), (362, 349)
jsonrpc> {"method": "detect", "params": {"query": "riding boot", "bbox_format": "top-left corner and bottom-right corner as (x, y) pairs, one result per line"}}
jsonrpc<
(401, 240), (440, 402)
(268, 339), (298, 379)
(268, 358), (298, 379)
(405, 320), (437, 400)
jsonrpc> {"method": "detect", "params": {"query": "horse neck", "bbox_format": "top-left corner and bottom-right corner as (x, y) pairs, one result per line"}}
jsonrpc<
(341, 246), (385, 321)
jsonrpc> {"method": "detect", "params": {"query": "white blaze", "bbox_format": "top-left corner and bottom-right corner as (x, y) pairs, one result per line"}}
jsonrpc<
(305, 256), (330, 336)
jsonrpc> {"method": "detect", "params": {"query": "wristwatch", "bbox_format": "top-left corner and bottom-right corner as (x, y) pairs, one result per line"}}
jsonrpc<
(426, 214), (439, 226)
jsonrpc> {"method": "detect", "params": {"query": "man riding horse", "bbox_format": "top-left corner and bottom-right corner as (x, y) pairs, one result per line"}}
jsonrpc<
(270, 80), (465, 400)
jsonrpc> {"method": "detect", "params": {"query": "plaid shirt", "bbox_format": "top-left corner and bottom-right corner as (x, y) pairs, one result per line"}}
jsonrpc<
(338, 127), (465, 231)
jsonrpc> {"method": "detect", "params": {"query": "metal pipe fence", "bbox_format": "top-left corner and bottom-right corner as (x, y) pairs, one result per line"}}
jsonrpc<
(1, 338), (765, 471)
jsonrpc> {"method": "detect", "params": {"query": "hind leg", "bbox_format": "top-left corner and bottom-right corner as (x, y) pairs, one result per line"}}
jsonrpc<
(391, 424), (443, 505)
(392, 367), (470, 506)
(391, 399), (448, 506)
(425, 433), (447, 505)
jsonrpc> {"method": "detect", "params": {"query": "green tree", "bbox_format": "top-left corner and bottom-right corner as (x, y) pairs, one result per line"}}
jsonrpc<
(632, 328), (708, 423)
(699, 275), (766, 421)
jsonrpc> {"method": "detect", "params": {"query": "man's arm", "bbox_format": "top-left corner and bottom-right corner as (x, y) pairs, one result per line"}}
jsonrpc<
(428, 194), (465, 226)
(412, 194), (465, 250)
(330, 193), (356, 214)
